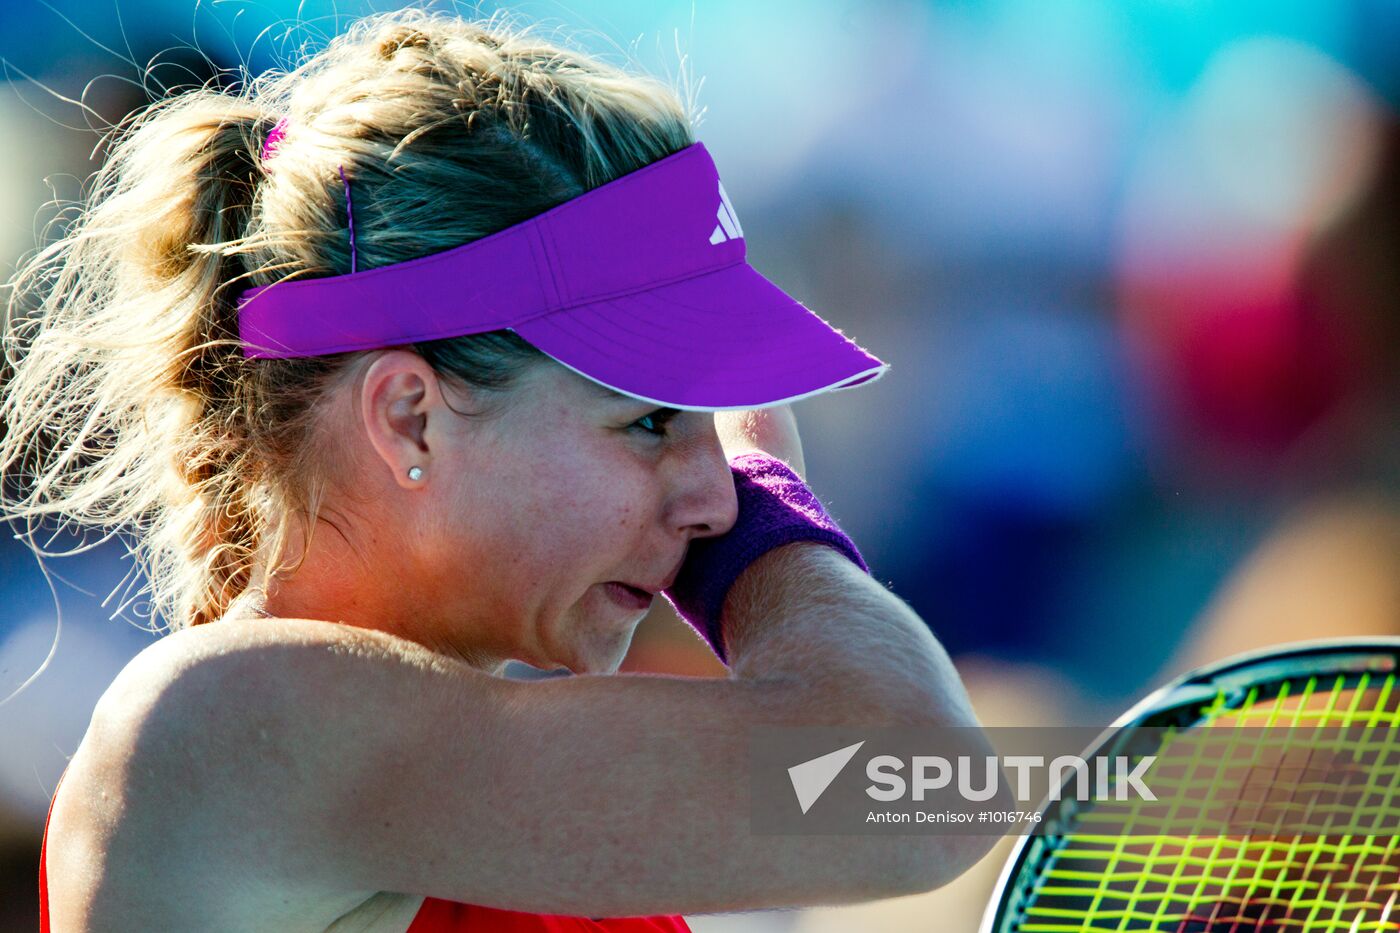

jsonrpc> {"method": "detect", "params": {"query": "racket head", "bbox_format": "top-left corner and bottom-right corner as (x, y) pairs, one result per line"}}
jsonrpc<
(980, 637), (1400, 933)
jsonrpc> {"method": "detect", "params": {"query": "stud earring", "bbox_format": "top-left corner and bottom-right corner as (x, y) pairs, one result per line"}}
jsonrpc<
(407, 466), (424, 482)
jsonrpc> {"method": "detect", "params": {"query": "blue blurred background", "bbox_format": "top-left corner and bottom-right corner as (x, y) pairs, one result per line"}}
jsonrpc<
(3, 1), (1399, 929)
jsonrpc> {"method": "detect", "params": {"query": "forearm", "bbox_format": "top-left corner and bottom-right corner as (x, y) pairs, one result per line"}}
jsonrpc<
(722, 541), (977, 728)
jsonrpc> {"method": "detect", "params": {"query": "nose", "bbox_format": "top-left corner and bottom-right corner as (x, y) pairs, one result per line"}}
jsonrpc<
(668, 424), (739, 540)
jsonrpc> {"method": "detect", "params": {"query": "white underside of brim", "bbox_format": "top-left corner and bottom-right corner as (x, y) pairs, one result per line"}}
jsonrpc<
(519, 340), (891, 411)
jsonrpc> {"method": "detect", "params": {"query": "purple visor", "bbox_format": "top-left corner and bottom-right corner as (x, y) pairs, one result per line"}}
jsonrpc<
(237, 142), (887, 410)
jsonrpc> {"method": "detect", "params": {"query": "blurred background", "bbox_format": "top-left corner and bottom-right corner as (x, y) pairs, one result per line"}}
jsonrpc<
(2, 0), (1398, 929)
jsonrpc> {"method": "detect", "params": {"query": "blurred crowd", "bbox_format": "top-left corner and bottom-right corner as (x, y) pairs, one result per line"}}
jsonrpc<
(2, 0), (1397, 929)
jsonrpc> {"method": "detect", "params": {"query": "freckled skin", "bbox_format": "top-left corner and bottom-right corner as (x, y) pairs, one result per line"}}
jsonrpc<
(273, 358), (739, 677)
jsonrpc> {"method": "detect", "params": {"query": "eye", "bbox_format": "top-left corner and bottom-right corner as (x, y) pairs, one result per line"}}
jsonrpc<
(629, 408), (681, 437)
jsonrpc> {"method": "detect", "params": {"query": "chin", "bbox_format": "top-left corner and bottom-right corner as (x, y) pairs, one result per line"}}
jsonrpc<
(548, 604), (640, 675)
(566, 648), (627, 676)
(574, 633), (637, 675)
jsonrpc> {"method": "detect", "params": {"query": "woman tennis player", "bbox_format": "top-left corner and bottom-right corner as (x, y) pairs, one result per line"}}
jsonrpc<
(3, 10), (991, 930)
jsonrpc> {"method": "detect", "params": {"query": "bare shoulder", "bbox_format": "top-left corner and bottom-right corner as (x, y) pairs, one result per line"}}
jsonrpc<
(85, 612), (489, 835)
(99, 615), (466, 713)
(85, 615), (481, 784)
(45, 617), (466, 930)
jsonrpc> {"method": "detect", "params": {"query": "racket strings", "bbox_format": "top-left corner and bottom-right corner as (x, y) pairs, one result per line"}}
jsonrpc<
(1007, 670), (1400, 932)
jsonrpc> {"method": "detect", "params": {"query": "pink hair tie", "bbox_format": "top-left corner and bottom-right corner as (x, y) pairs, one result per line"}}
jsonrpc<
(260, 116), (289, 165)
(338, 165), (357, 274)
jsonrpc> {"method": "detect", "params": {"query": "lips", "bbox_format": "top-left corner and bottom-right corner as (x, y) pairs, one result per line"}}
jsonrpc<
(604, 581), (655, 611)
(603, 553), (687, 612)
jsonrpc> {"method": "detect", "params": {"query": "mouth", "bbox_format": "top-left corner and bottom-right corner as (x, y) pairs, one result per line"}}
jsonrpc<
(603, 581), (655, 612)
(601, 553), (686, 613)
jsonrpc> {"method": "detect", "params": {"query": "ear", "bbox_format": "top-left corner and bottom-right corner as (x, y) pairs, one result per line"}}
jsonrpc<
(358, 350), (456, 490)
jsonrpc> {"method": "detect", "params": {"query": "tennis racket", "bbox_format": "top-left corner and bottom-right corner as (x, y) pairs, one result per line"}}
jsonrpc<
(981, 638), (1400, 933)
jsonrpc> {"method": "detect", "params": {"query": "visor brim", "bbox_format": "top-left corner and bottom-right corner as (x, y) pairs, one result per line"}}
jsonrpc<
(512, 262), (888, 411)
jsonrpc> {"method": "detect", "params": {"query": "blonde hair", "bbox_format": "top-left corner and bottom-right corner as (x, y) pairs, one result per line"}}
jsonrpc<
(0, 9), (696, 632)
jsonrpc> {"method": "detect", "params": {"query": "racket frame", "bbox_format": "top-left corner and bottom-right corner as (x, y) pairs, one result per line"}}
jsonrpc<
(978, 636), (1400, 933)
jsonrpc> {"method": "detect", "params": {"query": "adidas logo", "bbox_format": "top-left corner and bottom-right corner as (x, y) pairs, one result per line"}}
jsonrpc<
(709, 181), (744, 245)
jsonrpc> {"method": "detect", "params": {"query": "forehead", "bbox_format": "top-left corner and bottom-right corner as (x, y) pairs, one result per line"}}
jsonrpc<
(580, 381), (638, 403)
(544, 365), (643, 405)
(521, 360), (643, 408)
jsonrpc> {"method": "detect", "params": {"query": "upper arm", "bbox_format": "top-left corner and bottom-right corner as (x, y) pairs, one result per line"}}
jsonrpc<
(121, 617), (972, 918)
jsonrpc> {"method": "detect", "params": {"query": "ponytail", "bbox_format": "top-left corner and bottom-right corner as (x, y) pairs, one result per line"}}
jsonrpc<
(1, 93), (276, 629)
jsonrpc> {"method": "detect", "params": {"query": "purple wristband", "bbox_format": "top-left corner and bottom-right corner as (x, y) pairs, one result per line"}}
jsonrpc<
(662, 453), (868, 664)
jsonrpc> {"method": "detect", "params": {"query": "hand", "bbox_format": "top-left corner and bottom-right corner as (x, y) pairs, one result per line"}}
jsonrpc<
(713, 405), (805, 479)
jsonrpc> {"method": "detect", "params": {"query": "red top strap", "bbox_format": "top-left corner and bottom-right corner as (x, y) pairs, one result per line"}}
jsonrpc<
(408, 898), (691, 931)
(37, 767), (66, 933)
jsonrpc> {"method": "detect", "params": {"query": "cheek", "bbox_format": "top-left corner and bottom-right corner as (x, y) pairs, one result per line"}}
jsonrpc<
(450, 427), (662, 573)
(537, 478), (649, 551)
(530, 462), (659, 562)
